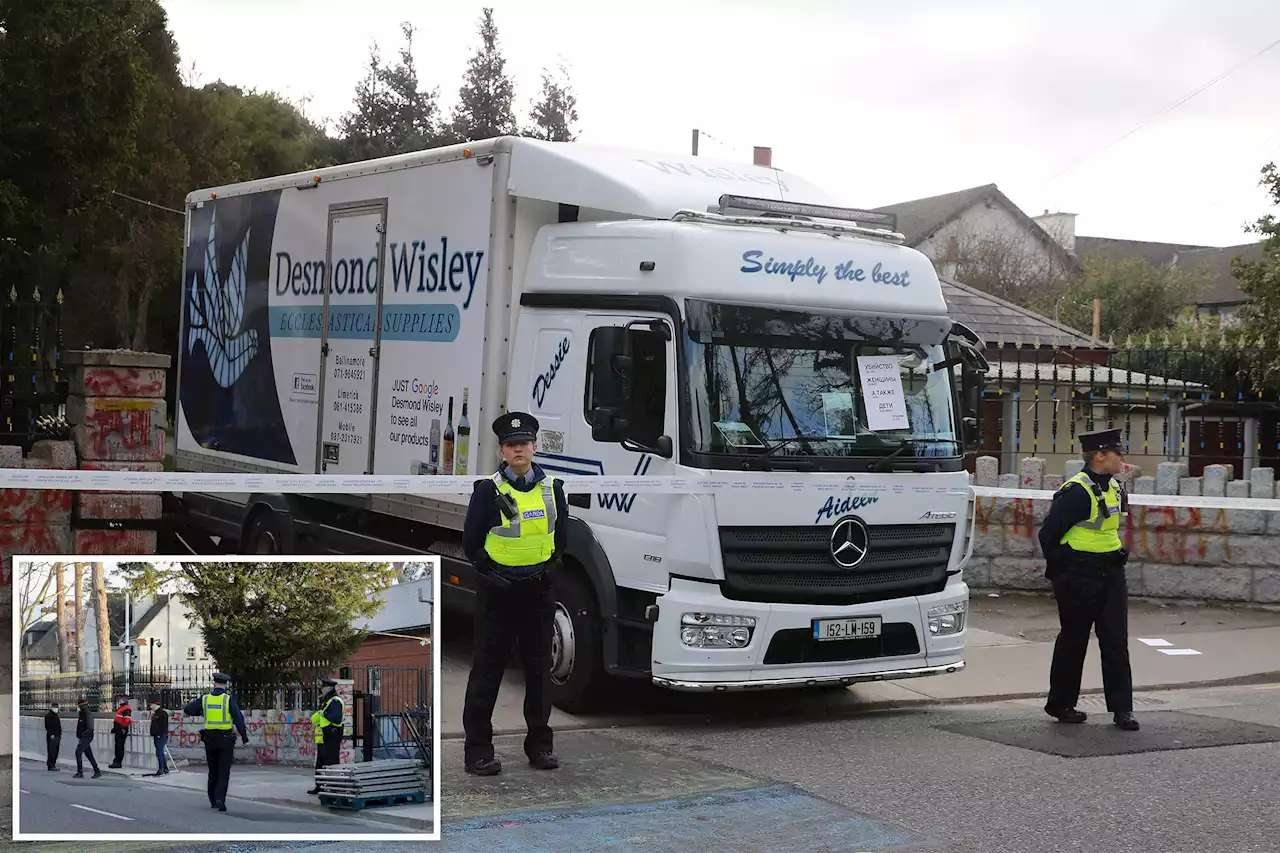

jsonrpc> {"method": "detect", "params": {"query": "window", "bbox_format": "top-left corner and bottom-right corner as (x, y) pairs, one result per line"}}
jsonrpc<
(186, 646), (197, 661)
(584, 325), (668, 447)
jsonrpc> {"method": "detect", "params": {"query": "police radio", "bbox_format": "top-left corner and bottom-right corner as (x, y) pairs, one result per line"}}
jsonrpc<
(496, 491), (519, 521)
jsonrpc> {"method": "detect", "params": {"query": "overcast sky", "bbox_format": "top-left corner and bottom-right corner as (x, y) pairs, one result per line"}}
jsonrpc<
(161, 0), (1280, 247)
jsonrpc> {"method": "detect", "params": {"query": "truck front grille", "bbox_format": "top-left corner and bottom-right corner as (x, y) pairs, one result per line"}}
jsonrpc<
(718, 523), (955, 605)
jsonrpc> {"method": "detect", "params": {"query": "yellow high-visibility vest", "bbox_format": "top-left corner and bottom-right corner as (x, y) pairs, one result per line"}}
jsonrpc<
(201, 693), (233, 730)
(311, 695), (343, 743)
(1058, 471), (1123, 553)
(483, 471), (557, 567)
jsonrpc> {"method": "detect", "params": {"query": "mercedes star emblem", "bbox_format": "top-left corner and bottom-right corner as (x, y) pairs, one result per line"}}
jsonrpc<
(829, 516), (870, 568)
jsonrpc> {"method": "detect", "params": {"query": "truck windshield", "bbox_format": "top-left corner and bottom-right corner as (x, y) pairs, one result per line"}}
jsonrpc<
(682, 299), (959, 459)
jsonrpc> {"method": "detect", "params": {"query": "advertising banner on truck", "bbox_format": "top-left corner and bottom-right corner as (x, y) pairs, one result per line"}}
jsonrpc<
(177, 157), (491, 504)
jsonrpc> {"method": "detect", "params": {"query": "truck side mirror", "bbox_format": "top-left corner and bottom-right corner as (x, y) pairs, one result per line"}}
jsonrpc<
(591, 407), (630, 443)
(589, 326), (634, 410)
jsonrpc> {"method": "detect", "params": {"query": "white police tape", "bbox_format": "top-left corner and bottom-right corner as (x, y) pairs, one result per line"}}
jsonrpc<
(3, 468), (1280, 511)
(0, 468), (968, 496)
(971, 485), (1280, 513)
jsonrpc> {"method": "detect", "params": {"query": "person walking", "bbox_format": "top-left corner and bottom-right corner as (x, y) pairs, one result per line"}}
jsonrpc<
(1038, 427), (1140, 731)
(108, 695), (132, 768)
(183, 672), (249, 812)
(44, 702), (62, 771)
(461, 411), (567, 776)
(306, 677), (345, 796)
(146, 699), (170, 777)
(72, 698), (102, 779)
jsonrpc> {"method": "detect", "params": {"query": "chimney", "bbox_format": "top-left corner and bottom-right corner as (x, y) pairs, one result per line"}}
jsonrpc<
(1033, 211), (1077, 253)
(753, 146), (772, 168)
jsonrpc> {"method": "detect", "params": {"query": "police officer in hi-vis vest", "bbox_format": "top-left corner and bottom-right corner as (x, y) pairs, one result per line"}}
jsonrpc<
(1038, 428), (1140, 731)
(461, 411), (568, 776)
(183, 672), (250, 811)
(306, 677), (345, 795)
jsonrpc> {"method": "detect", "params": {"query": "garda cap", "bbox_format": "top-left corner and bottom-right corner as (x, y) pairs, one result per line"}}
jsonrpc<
(321, 678), (338, 687)
(493, 412), (539, 445)
(212, 672), (232, 685)
(1079, 428), (1125, 455)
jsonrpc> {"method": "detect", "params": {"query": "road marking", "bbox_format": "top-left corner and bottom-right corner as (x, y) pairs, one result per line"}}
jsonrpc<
(70, 804), (135, 821)
(1158, 648), (1203, 656)
(1255, 684), (1280, 690)
(1138, 638), (1173, 647)
(18, 789), (28, 794)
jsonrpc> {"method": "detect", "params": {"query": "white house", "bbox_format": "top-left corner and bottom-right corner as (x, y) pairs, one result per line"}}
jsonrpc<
(872, 184), (1084, 297)
(82, 593), (210, 674)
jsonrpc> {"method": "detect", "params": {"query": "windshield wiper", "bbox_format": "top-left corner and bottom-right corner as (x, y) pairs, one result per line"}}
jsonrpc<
(742, 435), (830, 469)
(870, 438), (960, 473)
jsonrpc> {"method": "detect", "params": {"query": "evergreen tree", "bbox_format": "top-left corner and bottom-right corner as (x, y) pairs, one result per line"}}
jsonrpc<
(338, 22), (442, 160)
(449, 7), (518, 142)
(525, 61), (580, 142)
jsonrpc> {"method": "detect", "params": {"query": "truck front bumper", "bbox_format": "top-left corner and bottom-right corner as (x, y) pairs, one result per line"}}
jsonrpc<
(649, 575), (968, 692)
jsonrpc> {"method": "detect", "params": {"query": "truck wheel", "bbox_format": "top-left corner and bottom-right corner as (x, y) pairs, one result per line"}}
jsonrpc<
(242, 510), (283, 555)
(548, 566), (607, 714)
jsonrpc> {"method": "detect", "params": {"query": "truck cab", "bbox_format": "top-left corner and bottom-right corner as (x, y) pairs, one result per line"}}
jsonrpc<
(504, 195), (986, 706)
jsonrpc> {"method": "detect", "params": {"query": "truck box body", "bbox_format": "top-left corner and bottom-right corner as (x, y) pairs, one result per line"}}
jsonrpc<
(175, 137), (977, 707)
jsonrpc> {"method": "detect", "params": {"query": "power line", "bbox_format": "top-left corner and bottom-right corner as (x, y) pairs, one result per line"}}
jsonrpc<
(1046, 35), (1280, 183)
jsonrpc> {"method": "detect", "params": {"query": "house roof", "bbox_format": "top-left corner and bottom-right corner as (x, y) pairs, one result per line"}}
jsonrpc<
(131, 594), (171, 636)
(1173, 242), (1266, 306)
(872, 184), (1083, 275)
(941, 277), (1099, 349)
(23, 621), (60, 661)
(1075, 235), (1211, 267)
(1076, 236), (1266, 308)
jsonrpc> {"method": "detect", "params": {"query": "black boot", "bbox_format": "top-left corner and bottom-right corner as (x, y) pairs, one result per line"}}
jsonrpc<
(1114, 712), (1140, 731)
(91, 770), (102, 778)
(217, 802), (227, 812)
(528, 751), (560, 770)
(306, 787), (320, 795)
(465, 757), (502, 776)
(73, 772), (84, 779)
(1045, 705), (1088, 723)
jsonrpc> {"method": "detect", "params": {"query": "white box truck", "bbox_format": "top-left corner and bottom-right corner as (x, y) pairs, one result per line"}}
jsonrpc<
(173, 137), (989, 711)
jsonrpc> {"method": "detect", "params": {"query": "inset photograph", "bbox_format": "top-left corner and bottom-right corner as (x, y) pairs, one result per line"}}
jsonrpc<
(13, 556), (439, 842)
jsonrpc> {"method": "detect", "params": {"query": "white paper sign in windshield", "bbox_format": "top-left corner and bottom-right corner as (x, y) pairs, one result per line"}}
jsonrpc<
(856, 356), (910, 431)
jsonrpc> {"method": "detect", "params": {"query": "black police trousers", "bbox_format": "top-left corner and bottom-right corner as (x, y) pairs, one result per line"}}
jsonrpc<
(315, 728), (341, 771)
(203, 730), (237, 806)
(1047, 552), (1133, 714)
(462, 568), (555, 765)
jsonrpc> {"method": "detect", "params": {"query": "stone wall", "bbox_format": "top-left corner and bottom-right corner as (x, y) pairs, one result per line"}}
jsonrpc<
(64, 349), (170, 555)
(0, 441), (75, 585)
(968, 455), (1280, 604)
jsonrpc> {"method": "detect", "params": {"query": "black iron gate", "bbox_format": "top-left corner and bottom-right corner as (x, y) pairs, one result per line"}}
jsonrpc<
(1, 285), (67, 449)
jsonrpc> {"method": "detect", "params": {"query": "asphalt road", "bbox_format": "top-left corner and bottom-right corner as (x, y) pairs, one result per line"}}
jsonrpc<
(14, 760), (418, 836)
(9, 682), (1279, 852)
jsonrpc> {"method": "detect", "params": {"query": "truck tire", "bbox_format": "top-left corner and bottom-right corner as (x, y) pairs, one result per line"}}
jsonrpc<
(548, 565), (608, 714)
(242, 509), (283, 555)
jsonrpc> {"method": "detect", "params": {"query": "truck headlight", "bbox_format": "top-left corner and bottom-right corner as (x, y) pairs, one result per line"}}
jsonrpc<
(927, 601), (966, 636)
(680, 612), (755, 649)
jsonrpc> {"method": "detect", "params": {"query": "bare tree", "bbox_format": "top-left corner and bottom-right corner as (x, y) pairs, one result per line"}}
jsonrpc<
(74, 562), (87, 671)
(93, 562), (111, 681)
(55, 562), (69, 672)
(926, 220), (1075, 308)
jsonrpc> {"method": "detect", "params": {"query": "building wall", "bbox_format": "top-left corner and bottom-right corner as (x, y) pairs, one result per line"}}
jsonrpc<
(918, 203), (1063, 283)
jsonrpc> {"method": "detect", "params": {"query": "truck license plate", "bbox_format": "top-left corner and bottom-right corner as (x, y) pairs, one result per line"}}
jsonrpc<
(813, 616), (882, 641)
